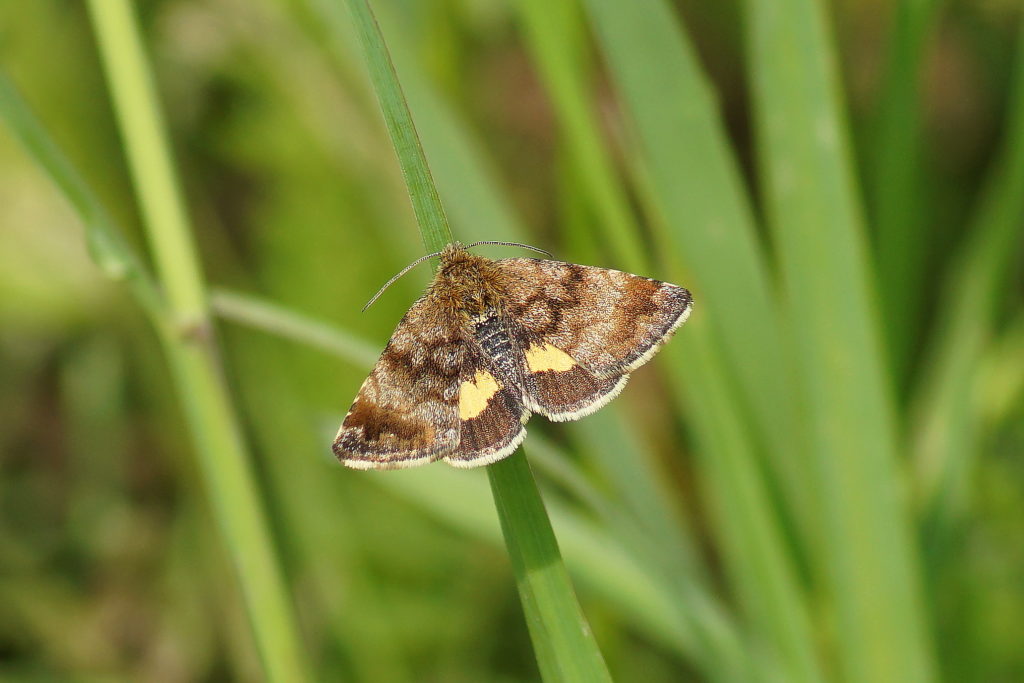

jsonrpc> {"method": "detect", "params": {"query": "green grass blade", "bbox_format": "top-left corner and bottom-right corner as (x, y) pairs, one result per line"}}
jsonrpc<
(582, 1), (825, 679)
(976, 312), (1024, 433)
(912, 11), (1024, 538)
(86, 5), (207, 322)
(84, 2), (311, 681)
(744, 0), (937, 680)
(978, 311), (1024, 430)
(582, 0), (820, 558)
(385, 35), (529, 246)
(210, 288), (380, 367)
(343, 0), (611, 678)
(0, 72), (163, 319)
(517, 0), (647, 272)
(345, 0), (452, 253)
(487, 457), (613, 682)
(868, 0), (944, 385)
(376, 463), (739, 673)
(673, 320), (822, 683)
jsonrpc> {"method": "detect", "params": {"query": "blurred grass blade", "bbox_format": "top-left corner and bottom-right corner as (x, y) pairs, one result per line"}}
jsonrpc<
(376, 463), (741, 673)
(517, 0), (647, 272)
(582, 0), (820, 559)
(343, 0), (611, 678)
(344, 0), (452, 253)
(211, 288), (380, 367)
(582, 1), (825, 679)
(912, 11), (1024, 538)
(671, 320), (823, 683)
(85, 2), (311, 681)
(869, 0), (945, 386)
(290, 0), (527, 244)
(487, 456), (613, 682)
(976, 312), (1024, 432)
(744, 0), (937, 680)
(0, 71), (163, 318)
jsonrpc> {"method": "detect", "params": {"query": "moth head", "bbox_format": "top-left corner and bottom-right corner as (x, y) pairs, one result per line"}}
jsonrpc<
(436, 247), (498, 315)
(362, 241), (552, 312)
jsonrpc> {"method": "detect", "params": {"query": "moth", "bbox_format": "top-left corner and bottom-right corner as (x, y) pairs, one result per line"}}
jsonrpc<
(334, 241), (692, 469)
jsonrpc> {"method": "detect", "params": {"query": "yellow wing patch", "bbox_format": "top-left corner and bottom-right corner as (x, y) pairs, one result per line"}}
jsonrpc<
(459, 370), (502, 420)
(524, 343), (577, 373)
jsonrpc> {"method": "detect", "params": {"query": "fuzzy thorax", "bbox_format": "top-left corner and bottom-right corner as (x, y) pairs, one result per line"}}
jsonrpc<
(428, 243), (510, 319)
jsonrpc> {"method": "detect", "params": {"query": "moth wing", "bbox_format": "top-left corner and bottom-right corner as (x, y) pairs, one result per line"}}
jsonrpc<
(444, 346), (528, 468)
(333, 297), (465, 470)
(495, 258), (692, 421)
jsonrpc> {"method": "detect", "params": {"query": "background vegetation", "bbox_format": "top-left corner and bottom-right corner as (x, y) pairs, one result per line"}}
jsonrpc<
(1, 0), (1023, 681)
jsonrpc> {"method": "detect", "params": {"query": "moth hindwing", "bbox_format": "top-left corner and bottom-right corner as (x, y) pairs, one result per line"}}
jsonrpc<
(333, 242), (692, 470)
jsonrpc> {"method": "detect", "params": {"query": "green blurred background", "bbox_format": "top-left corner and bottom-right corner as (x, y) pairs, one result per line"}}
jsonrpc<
(1, 0), (1023, 681)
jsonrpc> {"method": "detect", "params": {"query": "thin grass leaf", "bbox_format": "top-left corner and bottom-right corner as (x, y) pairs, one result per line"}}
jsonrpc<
(0, 71), (163, 319)
(210, 288), (380, 368)
(745, 0), (937, 680)
(869, 0), (945, 386)
(344, 0), (452, 253)
(673, 318), (822, 683)
(343, 0), (611, 678)
(84, 2), (311, 680)
(517, 0), (647, 272)
(581, 0), (821, 561)
(376, 463), (734, 670)
(380, 13), (739, 673)
(486, 457), (613, 682)
(976, 311), (1024, 432)
(582, 1), (826, 680)
(912, 11), (1024, 540)
(383, 31), (528, 245)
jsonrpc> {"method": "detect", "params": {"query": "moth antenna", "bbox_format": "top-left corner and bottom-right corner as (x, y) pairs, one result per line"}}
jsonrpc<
(466, 240), (553, 258)
(362, 249), (445, 312)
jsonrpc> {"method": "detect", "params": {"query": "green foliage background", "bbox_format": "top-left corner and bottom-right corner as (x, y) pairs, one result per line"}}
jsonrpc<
(1, 0), (1023, 681)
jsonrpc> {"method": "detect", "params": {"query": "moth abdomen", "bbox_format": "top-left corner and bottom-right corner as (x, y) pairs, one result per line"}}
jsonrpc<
(473, 314), (521, 382)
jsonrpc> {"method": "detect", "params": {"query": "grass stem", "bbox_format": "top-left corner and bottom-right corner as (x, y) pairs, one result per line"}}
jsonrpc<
(85, 2), (310, 680)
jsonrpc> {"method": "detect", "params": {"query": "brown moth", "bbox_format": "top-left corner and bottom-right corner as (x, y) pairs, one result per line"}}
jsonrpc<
(334, 241), (692, 469)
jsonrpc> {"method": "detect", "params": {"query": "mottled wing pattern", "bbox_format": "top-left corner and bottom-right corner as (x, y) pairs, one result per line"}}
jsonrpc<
(334, 296), (465, 470)
(445, 344), (528, 468)
(496, 258), (692, 421)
